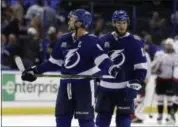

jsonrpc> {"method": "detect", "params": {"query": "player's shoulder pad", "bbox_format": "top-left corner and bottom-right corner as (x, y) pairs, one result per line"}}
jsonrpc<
(87, 33), (98, 40)
(88, 34), (97, 37)
(133, 35), (142, 41)
(99, 33), (112, 41)
(59, 32), (73, 40)
(56, 32), (72, 42)
(131, 34), (144, 46)
(83, 33), (99, 47)
(55, 32), (72, 47)
(87, 34), (98, 42)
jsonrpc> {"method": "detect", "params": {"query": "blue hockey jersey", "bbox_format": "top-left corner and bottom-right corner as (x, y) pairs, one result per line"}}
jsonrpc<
(99, 32), (147, 89)
(38, 32), (115, 77)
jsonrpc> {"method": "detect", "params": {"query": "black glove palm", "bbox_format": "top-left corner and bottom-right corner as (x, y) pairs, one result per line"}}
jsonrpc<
(21, 66), (38, 82)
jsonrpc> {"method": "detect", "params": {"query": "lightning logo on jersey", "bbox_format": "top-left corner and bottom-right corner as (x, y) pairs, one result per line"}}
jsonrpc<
(64, 48), (80, 69)
(109, 49), (125, 67)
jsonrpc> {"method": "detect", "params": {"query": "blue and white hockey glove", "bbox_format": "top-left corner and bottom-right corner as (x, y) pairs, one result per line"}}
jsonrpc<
(124, 79), (144, 101)
(21, 66), (39, 82)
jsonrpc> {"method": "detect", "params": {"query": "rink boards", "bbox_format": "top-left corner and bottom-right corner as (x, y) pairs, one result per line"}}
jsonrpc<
(1, 70), (170, 115)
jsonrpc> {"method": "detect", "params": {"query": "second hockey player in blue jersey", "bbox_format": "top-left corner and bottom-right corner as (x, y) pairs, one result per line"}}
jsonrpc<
(95, 10), (147, 127)
(21, 9), (124, 127)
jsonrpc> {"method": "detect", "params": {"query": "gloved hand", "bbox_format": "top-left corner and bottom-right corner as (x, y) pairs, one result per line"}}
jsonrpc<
(109, 65), (125, 80)
(124, 79), (144, 101)
(21, 66), (39, 82)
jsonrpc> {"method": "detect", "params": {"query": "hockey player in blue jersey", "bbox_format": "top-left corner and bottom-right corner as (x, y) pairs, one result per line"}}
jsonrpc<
(95, 10), (147, 127)
(21, 9), (124, 127)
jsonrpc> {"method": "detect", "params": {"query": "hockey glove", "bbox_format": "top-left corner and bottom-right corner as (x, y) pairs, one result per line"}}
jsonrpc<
(109, 65), (125, 80)
(124, 79), (144, 101)
(21, 66), (39, 82)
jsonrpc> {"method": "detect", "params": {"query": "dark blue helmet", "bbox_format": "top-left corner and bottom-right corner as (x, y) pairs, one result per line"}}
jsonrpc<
(112, 10), (129, 23)
(68, 9), (92, 28)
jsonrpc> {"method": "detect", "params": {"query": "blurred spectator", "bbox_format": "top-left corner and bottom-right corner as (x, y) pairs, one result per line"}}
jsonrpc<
(43, 0), (57, 31)
(2, 34), (20, 69)
(25, 0), (44, 21)
(149, 11), (167, 45)
(12, 0), (24, 25)
(171, 11), (178, 24)
(171, 10), (178, 34)
(8, 34), (18, 46)
(21, 27), (41, 68)
(30, 16), (42, 37)
(2, 7), (19, 37)
(142, 31), (157, 60)
(1, 33), (9, 69)
(1, 14), (9, 31)
(149, 11), (165, 30)
(152, 0), (161, 6)
(46, 26), (57, 56)
(2, 0), (7, 9)
(1, 34), (7, 48)
(1, 34), (7, 68)
(93, 14), (105, 36)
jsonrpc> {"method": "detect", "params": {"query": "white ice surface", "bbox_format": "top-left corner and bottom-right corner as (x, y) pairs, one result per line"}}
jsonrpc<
(2, 114), (178, 127)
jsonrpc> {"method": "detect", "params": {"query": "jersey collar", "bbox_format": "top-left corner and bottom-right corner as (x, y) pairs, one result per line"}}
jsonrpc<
(111, 31), (130, 41)
(72, 32), (88, 43)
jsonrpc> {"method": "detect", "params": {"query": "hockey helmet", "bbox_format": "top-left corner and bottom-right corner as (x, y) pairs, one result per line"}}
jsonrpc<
(68, 9), (92, 28)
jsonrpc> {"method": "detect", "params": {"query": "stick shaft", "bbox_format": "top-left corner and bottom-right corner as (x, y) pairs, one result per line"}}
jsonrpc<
(36, 74), (113, 79)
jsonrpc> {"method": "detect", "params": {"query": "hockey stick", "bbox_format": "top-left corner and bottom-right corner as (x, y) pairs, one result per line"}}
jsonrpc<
(35, 74), (113, 79)
(14, 56), (113, 79)
(148, 82), (156, 118)
(148, 93), (154, 118)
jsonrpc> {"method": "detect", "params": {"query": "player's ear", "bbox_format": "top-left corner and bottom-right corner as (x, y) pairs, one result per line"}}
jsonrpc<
(112, 21), (116, 27)
(75, 21), (83, 28)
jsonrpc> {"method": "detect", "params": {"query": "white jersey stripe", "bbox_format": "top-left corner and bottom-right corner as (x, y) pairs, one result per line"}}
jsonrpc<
(94, 54), (109, 67)
(134, 63), (147, 70)
(78, 66), (100, 75)
(90, 80), (95, 106)
(100, 80), (128, 89)
(49, 56), (63, 66)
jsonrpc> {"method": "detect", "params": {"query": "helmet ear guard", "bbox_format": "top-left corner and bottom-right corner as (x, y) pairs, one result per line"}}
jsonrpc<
(74, 20), (83, 29)
(112, 21), (116, 27)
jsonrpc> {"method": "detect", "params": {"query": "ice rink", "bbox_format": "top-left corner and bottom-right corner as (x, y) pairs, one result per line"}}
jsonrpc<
(2, 114), (178, 127)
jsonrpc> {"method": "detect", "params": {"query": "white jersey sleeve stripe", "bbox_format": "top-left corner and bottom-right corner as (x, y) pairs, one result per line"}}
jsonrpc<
(94, 54), (109, 67)
(100, 80), (128, 89)
(49, 56), (64, 66)
(78, 66), (100, 75)
(134, 63), (147, 70)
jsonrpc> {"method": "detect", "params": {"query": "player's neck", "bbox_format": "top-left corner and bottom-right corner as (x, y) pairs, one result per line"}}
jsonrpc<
(113, 31), (130, 38)
(76, 28), (88, 40)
